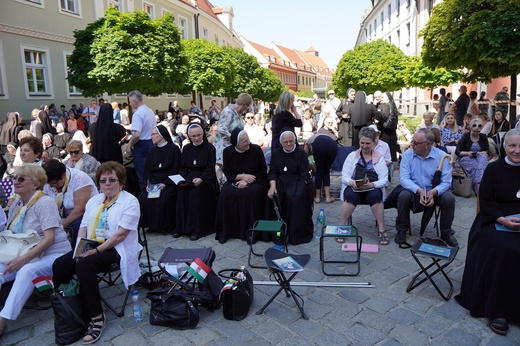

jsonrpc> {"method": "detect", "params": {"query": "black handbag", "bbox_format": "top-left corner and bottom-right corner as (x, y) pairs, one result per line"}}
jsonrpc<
(51, 292), (90, 345)
(354, 152), (379, 182)
(147, 291), (200, 329)
(218, 267), (254, 321)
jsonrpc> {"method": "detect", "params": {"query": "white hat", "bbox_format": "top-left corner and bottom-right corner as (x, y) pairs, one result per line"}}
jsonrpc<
(368, 124), (380, 133)
(328, 89), (335, 94)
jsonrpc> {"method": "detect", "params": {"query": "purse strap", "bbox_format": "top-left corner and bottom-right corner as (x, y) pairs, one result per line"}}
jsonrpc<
(54, 293), (89, 329)
(217, 268), (248, 280)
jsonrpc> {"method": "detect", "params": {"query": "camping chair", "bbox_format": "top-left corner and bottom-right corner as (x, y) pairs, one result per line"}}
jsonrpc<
(97, 226), (152, 317)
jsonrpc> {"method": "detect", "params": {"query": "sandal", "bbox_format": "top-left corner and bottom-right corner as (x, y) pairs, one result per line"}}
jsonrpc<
(378, 231), (389, 246)
(314, 197), (321, 203)
(489, 318), (508, 335)
(83, 313), (105, 344)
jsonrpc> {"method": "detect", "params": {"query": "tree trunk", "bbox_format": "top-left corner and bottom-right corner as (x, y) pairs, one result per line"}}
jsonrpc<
(510, 74), (517, 124)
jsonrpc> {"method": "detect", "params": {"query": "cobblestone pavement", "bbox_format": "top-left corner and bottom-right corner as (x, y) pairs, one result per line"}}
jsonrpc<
(1, 171), (519, 346)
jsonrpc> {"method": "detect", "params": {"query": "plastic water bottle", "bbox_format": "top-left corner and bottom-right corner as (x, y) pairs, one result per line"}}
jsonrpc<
(315, 208), (326, 239)
(132, 290), (144, 322)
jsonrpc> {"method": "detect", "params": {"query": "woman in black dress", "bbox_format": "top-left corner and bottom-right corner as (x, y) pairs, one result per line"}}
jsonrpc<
(138, 125), (181, 233)
(268, 130), (313, 245)
(215, 128), (268, 243)
(456, 128), (520, 335)
(174, 123), (218, 240)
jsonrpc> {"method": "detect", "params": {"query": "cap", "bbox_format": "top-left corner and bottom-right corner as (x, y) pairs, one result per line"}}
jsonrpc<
(368, 124), (380, 133)
(328, 90), (335, 94)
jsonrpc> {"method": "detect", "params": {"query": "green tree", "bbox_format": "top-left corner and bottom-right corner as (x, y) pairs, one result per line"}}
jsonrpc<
(405, 57), (463, 97)
(182, 39), (235, 97)
(332, 39), (409, 95)
(421, 0), (520, 120)
(68, 8), (188, 96)
(296, 90), (314, 99)
(255, 69), (286, 102)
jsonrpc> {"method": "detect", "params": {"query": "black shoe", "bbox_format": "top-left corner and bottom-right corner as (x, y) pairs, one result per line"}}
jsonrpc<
(395, 231), (406, 245)
(218, 238), (226, 244)
(190, 235), (200, 241)
(172, 233), (181, 238)
(441, 233), (458, 247)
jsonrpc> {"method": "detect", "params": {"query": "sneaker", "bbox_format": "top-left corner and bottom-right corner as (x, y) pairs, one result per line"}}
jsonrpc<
(394, 231), (406, 245)
(441, 233), (458, 247)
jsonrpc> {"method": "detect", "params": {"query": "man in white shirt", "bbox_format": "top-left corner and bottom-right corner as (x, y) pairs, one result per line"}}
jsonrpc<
(128, 90), (156, 186)
(243, 112), (264, 146)
(81, 99), (99, 132)
(321, 90), (341, 129)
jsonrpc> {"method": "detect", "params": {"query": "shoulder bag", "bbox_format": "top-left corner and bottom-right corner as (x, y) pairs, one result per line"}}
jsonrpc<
(0, 229), (40, 264)
(218, 267), (254, 321)
(354, 153), (379, 182)
(51, 290), (90, 345)
(147, 290), (200, 329)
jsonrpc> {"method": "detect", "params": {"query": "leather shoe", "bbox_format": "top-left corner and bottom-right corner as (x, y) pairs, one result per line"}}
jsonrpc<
(189, 235), (200, 241)
(441, 233), (458, 247)
(394, 231), (406, 245)
(172, 233), (181, 238)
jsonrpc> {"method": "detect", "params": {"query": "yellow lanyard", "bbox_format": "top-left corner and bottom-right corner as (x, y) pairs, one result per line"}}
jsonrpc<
(89, 192), (120, 240)
(8, 191), (44, 230)
(54, 169), (70, 211)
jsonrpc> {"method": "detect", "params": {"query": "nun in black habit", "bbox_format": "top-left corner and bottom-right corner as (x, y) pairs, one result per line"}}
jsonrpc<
(350, 91), (378, 148)
(215, 128), (268, 244)
(139, 125), (181, 233)
(90, 103), (126, 164)
(174, 123), (219, 240)
(268, 130), (314, 245)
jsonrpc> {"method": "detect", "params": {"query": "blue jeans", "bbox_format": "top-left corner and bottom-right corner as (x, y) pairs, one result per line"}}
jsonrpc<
(132, 139), (154, 187)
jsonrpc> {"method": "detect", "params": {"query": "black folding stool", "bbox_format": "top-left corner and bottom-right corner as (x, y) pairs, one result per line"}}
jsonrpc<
(406, 238), (459, 300)
(256, 248), (311, 320)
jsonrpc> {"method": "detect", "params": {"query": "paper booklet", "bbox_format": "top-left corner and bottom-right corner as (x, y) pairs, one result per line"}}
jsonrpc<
(147, 184), (161, 198)
(495, 213), (520, 232)
(324, 225), (354, 236)
(73, 237), (100, 259)
(417, 243), (451, 258)
(272, 256), (303, 272)
(168, 174), (193, 186)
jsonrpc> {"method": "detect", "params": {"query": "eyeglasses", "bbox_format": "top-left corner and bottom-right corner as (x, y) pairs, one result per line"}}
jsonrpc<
(11, 175), (28, 183)
(472, 123), (483, 128)
(412, 140), (428, 146)
(99, 178), (119, 184)
(68, 150), (81, 155)
(245, 116), (254, 119)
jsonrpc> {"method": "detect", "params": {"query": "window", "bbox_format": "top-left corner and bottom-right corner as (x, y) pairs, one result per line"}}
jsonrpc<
(214, 34), (219, 45)
(381, 13), (384, 30)
(406, 22), (411, 44)
(203, 28), (208, 39)
(23, 47), (50, 95)
(179, 17), (188, 40)
(374, 19), (377, 35)
(65, 54), (82, 96)
(166, 93), (178, 98)
(143, 2), (154, 18)
(60, 0), (79, 15)
(396, 0), (400, 16)
(428, 0), (434, 16)
(369, 24), (372, 37)
(222, 39), (226, 46)
(0, 42), (7, 98)
(388, 4), (391, 22)
(397, 29), (401, 47)
(108, 0), (121, 11)
(298, 76), (300, 84)
(21, 0), (43, 5)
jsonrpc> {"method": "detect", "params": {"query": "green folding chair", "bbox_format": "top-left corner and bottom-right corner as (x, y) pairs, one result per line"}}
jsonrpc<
(247, 220), (288, 269)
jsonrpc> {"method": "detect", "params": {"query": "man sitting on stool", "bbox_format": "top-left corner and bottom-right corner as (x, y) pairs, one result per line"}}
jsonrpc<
(395, 128), (458, 247)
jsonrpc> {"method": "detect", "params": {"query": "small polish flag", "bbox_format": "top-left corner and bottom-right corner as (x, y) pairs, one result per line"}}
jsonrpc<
(186, 257), (211, 283)
(32, 276), (54, 292)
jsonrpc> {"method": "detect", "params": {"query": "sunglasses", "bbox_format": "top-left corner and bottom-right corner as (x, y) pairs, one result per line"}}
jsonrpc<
(99, 178), (119, 184)
(472, 123), (483, 128)
(68, 150), (81, 155)
(245, 116), (254, 119)
(12, 175), (28, 183)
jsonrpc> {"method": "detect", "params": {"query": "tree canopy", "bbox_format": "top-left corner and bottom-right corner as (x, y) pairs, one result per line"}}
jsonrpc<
(68, 8), (189, 97)
(420, 0), (520, 82)
(332, 39), (409, 95)
(182, 39), (235, 97)
(405, 57), (463, 93)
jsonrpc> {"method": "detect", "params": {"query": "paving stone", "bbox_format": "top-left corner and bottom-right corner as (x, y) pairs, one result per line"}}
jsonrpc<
(438, 327), (481, 346)
(388, 307), (422, 324)
(364, 295), (398, 314)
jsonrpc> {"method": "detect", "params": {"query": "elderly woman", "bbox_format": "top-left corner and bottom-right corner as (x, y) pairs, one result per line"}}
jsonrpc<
(42, 133), (60, 160)
(456, 129), (520, 336)
(63, 140), (100, 180)
(19, 137), (43, 165)
(340, 127), (389, 245)
(271, 91), (303, 150)
(268, 131), (313, 245)
(174, 123), (218, 240)
(0, 165), (70, 336)
(456, 118), (490, 195)
(215, 128), (268, 244)
(139, 125), (181, 234)
(318, 116), (342, 143)
(417, 111), (440, 131)
(53, 123), (72, 159)
(52, 161), (141, 344)
(42, 159), (98, 246)
(214, 93), (253, 165)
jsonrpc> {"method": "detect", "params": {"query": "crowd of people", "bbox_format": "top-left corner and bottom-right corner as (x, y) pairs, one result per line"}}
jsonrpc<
(0, 85), (519, 339)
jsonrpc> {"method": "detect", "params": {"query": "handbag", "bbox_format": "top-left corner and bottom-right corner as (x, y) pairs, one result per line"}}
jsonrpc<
(354, 153), (378, 182)
(51, 292), (90, 345)
(0, 229), (40, 264)
(218, 267), (254, 321)
(147, 291), (200, 329)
